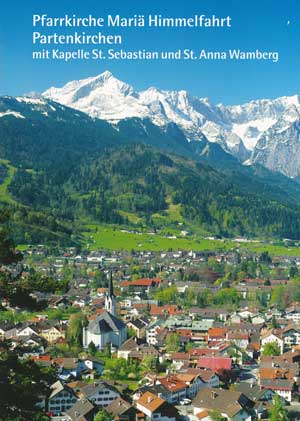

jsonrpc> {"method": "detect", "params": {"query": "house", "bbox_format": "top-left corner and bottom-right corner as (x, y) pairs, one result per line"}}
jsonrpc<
(17, 324), (39, 337)
(260, 378), (294, 402)
(192, 388), (254, 421)
(189, 308), (229, 322)
(47, 380), (78, 415)
(106, 397), (138, 421)
(176, 373), (204, 398)
(282, 326), (300, 349)
(261, 330), (284, 354)
(54, 358), (81, 381)
(234, 383), (277, 419)
(65, 398), (97, 421)
(208, 327), (227, 342)
(259, 356), (297, 403)
(54, 357), (104, 380)
(146, 320), (164, 346)
(226, 332), (249, 350)
(118, 337), (161, 362)
(78, 381), (120, 408)
(0, 321), (15, 339)
(197, 357), (232, 372)
(78, 357), (104, 378)
(127, 317), (149, 338)
(118, 337), (146, 359)
(285, 306), (300, 324)
(39, 325), (65, 344)
(136, 391), (179, 421)
(158, 376), (187, 404)
(150, 305), (184, 318)
(170, 352), (190, 370)
(186, 368), (220, 389)
(120, 278), (162, 292)
(17, 334), (46, 354)
(83, 276), (127, 350)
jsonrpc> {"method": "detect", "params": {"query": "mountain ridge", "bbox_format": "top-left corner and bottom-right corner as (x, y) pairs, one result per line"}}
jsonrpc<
(1, 95), (300, 244)
(43, 71), (300, 178)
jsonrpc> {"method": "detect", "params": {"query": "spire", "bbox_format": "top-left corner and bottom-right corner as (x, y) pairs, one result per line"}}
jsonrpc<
(108, 270), (114, 297)
(105, 270), (116, 316)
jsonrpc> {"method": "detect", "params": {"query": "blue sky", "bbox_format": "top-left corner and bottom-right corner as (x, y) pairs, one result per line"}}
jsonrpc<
(1, 0), (300, 104)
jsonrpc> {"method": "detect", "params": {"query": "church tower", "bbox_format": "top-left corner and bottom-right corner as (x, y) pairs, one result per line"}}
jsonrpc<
(105, 271), (116, 316)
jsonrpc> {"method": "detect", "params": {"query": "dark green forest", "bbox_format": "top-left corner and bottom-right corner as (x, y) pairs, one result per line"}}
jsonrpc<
(1, 96), (300, 244)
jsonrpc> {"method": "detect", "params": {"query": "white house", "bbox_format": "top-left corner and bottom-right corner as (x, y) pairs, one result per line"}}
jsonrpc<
(79, 381), (120, 408)
(136, 391), (179, 421)
(282, 327), (300, 349)
(192, 388), (253, 421)
(47, 381), (78, 415)
(261, 331), (284, 354)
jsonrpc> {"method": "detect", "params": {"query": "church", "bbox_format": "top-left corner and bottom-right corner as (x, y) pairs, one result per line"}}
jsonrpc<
(83, 273), (127, 350)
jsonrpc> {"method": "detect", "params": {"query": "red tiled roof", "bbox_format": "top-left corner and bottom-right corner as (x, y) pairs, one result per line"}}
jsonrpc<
(150, 304), (183, 316)
(159, 376), (187, 392)
(32, 355), (51, 362)
(137, 391), (164, 412)
(171, 352), (190, 361)
(260, 367), (294, 381)
(189, 348), (220, 357)
(197, 356), (232, 371)
(208, 327), (227, 338)
(120, 278), (162, 287)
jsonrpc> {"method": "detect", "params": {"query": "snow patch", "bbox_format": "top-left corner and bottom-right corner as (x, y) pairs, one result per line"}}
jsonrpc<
(0, 111), (25, 119)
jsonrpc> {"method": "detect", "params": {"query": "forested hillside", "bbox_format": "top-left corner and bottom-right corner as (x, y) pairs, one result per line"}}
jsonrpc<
(1, 97), (300, 244)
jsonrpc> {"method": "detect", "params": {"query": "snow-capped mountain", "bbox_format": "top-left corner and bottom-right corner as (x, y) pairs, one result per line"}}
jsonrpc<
(43, 71), (300, 177)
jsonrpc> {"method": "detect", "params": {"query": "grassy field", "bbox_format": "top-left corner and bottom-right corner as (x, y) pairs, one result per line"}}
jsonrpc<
(239, 242), (300, 257)
(84, 224), (235, 252)
(82, 224), (300, 255)
(0, 159), (17, 205)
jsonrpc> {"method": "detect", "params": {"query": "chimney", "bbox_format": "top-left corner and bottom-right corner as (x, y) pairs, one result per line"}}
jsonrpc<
(211, 391), (217, 399)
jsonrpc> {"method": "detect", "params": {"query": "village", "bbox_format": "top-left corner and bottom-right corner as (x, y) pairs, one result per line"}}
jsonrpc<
(2, 245), (300, 420)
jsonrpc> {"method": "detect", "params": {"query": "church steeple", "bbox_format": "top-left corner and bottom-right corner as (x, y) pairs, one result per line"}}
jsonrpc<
(105, 270), (116, 316)
(108, 270), (114, 298)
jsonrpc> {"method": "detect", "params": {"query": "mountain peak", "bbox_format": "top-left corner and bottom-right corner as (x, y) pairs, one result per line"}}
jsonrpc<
(42, 72), (300, 176)
(98, 70), (113, 79)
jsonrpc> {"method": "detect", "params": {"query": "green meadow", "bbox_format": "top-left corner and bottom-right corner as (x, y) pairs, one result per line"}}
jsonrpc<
(83, 224), (234, 252)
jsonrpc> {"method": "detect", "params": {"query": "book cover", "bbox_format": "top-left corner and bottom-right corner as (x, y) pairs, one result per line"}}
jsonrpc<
(0, 1), (300, 420)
